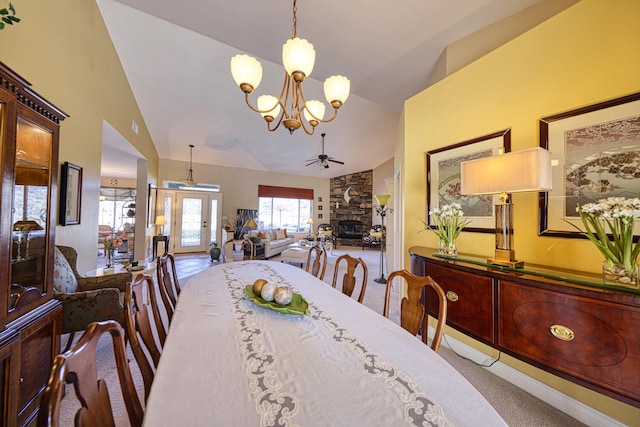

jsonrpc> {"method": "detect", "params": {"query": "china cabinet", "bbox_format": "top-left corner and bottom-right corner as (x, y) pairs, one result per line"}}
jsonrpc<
(409, 246), (640, 408)
(0, 62), (66, 426)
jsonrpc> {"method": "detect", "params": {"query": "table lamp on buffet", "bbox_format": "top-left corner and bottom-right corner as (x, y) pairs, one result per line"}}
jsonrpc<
(460, 147), (552, 268)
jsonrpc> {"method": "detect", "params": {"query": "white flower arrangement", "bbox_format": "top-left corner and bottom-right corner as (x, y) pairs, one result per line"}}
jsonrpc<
(574, 197), (640, 275)
(421, 203), (471, 248)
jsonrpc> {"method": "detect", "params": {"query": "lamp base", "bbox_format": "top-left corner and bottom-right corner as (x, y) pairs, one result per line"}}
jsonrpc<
(487, 258), (524, 269)
(374, 275), (387, 284)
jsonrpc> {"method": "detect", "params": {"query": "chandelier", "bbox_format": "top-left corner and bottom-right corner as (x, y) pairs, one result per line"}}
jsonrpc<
(230, 0), (350, 135)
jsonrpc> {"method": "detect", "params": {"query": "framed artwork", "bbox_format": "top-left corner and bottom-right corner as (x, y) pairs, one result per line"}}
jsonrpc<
(318, 205), (323, 211)
(318, 197), (323, 202)
(539, 92), (640, 238)
(426, 129), (511, 233)
(59, 162), (82, 225)
(318, 213), (323, 219)
(147, 184), (157, 227)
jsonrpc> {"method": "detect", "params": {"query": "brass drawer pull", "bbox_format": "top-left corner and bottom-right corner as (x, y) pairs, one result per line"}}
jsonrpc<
(550, 324), (574, 341)
(445, 291), (458, 302)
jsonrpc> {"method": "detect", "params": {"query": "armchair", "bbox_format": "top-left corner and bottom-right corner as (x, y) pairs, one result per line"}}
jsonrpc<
(316, 223), (335, 247)
(53, 245), (132, 350)
(362, 225), (385, 249)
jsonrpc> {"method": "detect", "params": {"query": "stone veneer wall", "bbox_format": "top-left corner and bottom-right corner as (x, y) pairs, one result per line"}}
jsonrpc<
(329, 170), (373, 247)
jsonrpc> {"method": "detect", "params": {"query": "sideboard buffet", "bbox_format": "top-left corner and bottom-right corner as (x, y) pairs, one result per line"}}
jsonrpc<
(0, 62), (66, 426)
(409, 246), (640, 409)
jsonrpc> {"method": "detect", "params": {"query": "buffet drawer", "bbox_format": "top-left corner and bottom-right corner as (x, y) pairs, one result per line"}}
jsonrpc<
(424, 263), (495, 345)
(499, 280), (640, 404)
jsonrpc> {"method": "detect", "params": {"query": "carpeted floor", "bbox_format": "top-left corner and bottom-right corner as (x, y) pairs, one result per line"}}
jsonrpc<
(58, 247), (586, 426)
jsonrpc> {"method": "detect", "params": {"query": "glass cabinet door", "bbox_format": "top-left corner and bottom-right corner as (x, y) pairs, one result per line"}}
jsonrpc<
(9, 114), (53, 310)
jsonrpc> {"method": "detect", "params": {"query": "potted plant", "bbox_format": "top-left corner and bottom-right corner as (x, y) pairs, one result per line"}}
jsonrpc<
(209, 241), (221, 262)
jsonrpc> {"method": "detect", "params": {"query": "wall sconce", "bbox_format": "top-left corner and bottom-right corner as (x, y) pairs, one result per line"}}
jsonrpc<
(460, 147), (552, 268)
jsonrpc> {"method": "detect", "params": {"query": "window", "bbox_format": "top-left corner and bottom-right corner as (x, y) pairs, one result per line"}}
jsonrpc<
(257, 185), (313, 233)
(98, 188), (136, 232)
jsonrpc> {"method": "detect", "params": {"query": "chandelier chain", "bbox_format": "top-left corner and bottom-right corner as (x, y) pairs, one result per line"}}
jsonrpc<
(292, 0), (297, 38)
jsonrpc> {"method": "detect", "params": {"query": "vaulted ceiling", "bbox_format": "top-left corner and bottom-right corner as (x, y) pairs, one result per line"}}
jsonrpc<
(98, 0), (576, 179)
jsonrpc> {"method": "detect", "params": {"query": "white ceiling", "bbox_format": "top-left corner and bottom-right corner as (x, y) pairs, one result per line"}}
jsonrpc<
(97, 0), (562, 179)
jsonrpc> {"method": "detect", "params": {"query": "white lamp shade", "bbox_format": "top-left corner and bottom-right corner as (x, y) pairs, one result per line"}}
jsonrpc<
(155, 215), (165, 226)
(257, 95), (282, 118)
(282, 38), (315, 77)
(304, 100), (326, 122)
(375, 194), (391, 207)
(306, 217), (314, 224)
(230, 54), (263, 89)
(324, 75), (350, 104)
(460, 147), (553, 195)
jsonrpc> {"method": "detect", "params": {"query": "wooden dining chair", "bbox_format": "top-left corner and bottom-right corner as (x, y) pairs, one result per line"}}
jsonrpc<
(306, 245), (327, 280)
(156, 252), (181, 322)
(331, 254), (368, 303)
(37, 320), (144, 427)
(384, 269), (447, 352)
(125, 274), (163, 401)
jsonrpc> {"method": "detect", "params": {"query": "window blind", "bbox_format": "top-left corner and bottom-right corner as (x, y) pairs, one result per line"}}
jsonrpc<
(258, 185), (314, 200)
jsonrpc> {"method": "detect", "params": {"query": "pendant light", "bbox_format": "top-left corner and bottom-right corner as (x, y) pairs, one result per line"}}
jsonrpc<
(183, 144), (197, 187)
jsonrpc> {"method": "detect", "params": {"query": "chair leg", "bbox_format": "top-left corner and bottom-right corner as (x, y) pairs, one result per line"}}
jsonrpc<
(63, 331), (76, 353)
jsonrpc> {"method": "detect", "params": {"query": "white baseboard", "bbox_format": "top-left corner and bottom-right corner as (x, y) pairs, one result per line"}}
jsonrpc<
(433, 331), (627, 427)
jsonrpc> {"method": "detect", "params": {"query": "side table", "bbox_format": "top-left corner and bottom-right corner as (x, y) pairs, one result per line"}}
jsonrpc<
(153, 234), (170, 258)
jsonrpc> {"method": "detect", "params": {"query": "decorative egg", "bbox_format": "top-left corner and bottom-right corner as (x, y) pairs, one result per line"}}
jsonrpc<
(274, 286), (293, 305)
(260, 283), (277, 302)
(252, 279), (268, 296)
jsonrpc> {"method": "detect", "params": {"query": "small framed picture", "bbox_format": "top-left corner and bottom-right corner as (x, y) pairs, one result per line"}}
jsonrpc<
(318, 213), (323, 219)
(59, 162), (83, 225)
(318, 196), (323, 202)
(318, 205), (323, 211)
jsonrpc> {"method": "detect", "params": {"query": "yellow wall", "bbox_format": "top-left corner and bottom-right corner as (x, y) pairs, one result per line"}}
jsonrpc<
(401, 0), (640, 423)
(1, 0), (158, 273)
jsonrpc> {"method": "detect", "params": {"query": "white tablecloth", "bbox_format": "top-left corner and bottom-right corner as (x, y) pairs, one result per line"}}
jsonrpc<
(143, 261), (506, 426)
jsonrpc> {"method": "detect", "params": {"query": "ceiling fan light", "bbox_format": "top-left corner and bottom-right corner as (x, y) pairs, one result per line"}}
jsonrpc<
(324, 75), (350, 106)
(230, 54), (263, 92)
(282, 37), (315, 81)
(304, 100), (325, 123)
(257, 95), (282, 120)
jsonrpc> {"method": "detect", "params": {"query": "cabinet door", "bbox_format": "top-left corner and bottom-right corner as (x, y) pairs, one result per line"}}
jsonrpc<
(499, 280), (640, 405)
(9, 106), (58, 316)
(0, 330), (20, 427)
(425, 262), (495, 345)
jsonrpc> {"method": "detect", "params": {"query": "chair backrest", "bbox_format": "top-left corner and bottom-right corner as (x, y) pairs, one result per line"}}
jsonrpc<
(37, 320), (144, 427)
(156, 253), (181, 322)
(125, 275), (163, 401)
(331, 254), (368, 303)
(385, 269), (447, 352)
(306, 246), (327, 280)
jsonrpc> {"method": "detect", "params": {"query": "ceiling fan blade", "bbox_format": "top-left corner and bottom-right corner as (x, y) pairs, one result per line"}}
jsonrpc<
(328, 159), (345, 165)
(305, 160), (320, 166)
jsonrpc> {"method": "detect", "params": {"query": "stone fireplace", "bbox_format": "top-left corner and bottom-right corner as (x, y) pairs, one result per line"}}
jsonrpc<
(330, 170), (373, 247)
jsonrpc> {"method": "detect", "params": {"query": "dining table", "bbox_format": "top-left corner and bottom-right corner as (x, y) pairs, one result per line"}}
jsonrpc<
(143, 260), (507, 426)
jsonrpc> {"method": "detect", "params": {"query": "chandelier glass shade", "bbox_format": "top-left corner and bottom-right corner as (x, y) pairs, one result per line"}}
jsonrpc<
(230, 0), (350, 135)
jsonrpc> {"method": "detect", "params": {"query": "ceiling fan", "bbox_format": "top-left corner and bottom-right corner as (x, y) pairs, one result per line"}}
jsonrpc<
(305, 133), (344, 169)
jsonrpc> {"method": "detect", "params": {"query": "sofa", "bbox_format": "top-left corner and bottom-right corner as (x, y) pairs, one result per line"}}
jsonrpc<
(249, 229), (294, 258)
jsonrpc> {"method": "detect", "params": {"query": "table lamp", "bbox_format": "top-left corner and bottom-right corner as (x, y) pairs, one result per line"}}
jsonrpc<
(460, 147), (552, 268)
(13, 220), (44, 259)
(306, 217), (314, 235)
(244, 218), (258, 235)
(374, 194), (391, 283)
(155, 215), (165, 235)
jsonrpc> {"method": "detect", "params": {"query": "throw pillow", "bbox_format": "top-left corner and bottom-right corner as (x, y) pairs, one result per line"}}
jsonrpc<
(269, 230), (277, 240)
(283, 229), (288, 238)
(258, 231), (267, 240)
(275, 229), (286, 240)
(53, 247), (79, 294)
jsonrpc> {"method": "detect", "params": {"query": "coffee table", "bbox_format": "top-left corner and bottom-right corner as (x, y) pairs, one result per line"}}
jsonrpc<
(280, 246), (310, 267)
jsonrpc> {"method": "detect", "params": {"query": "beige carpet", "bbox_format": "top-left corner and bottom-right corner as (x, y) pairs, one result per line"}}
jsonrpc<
(59, 247), (585, 426)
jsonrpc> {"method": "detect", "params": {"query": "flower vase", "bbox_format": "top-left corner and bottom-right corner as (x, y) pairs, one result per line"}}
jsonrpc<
(105, 249), (115, 269)
(602, 261), (639, 289)
(438, 239), (458, 257)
